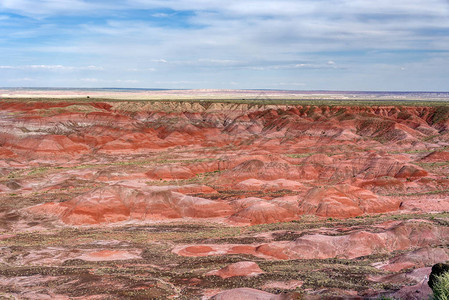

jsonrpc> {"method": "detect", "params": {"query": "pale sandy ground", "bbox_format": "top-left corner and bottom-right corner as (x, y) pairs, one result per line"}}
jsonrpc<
(1, 96), (448, 299)
(1, 88), (449, 101)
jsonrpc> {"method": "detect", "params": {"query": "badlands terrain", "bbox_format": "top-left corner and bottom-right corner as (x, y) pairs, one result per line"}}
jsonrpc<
(0, 90), (449, 299)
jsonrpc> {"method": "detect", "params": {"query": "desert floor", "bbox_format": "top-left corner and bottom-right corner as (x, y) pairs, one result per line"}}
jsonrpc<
(1, 91), (448, 299)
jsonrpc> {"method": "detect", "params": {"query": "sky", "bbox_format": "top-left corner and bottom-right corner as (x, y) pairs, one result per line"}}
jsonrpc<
(1, 0), (449, 91)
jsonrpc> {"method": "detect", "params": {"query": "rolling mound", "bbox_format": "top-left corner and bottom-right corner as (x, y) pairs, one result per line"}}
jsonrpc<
(28, 185), (234, 225)
(1, 98), (449, 299)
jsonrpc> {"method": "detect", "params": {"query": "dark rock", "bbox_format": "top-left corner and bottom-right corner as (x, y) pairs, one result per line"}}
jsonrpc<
(428, 263), (449, 289)
(6, 180), (21, 190)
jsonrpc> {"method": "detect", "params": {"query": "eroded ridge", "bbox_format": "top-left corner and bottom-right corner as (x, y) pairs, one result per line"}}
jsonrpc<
(1, 100), (449, 299)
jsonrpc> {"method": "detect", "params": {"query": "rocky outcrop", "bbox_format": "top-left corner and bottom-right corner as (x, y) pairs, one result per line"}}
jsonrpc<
(210, 288), (281, 300)
(299, 184), (400, 218)
(421, 151), (449, 162)
(428, 263), (449, 289)
(206, 261), (264, 278)
(380, 247), (449, 272)
(230, 196), (301, 225)
(28, 185), (234, 225)
(175, 221), (449, 260)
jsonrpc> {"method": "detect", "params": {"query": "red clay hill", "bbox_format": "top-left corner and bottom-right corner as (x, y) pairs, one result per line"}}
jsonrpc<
(1, 101), (445, 223)
(1, 98), (449, 299)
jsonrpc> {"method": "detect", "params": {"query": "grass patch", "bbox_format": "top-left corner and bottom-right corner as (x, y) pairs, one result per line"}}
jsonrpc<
(3, 97), (449, 107)
(386, 189), (449, 197)
(432, 271), (449, 300)
(285, 153), (316, 158)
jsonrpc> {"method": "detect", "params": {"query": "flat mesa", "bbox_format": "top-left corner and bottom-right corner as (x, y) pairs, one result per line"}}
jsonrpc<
(0, 89), (448, 299)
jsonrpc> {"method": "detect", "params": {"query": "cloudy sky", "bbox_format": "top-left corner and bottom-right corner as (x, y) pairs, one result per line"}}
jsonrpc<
(1, 0), (449, 91)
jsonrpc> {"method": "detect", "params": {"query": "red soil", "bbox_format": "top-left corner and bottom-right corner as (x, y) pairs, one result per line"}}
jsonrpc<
(2, 99), (449, 299)
(175, 221), (449, 260)
(2, 101), (445, 224)
(211, 288), (281, 300)
(206, 261), (264, 279)
(380, 247), (449, 272)
(276, 221), (449, 259)
(421, 151), (449, 162)
(299, 184), (400, 218)
(28, 185), (234, 225)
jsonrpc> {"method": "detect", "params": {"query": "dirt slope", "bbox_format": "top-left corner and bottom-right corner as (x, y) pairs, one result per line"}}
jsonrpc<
(0, 99), (448, 299)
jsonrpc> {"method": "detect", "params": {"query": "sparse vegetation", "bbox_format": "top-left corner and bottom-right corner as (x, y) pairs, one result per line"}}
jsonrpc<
(432, 272), (449, 300)
(0, 97), (448, 299)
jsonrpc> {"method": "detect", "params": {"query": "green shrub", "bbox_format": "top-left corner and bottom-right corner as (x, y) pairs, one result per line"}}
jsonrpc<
(433, 272), (449, 300)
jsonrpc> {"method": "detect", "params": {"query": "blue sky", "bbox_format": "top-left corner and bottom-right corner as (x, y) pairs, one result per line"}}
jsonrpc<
(1, 0), (449, 91)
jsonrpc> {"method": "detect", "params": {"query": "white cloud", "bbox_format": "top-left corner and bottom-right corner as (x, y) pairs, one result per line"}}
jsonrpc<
(151, 12), (172, 18)
(0, 0), (109, 17)
(127, 67), (156, 72)
(85, 65), (104, 70)
(29, 65), (69, 70)
(0, 65), (104, 71)
(1, 0), (449, 90)
(115, 79), (140, 83)
(80, 78), (101, 82)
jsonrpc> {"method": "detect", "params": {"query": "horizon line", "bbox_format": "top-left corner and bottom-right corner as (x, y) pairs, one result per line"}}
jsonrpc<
(2, 87), (449, 94)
